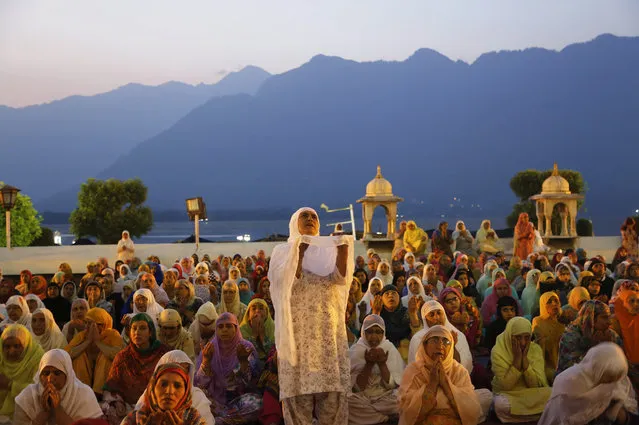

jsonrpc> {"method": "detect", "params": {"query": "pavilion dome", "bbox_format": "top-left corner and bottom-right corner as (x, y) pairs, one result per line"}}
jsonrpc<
(365, 166), (394, 197)
(542, 163), (571, 194)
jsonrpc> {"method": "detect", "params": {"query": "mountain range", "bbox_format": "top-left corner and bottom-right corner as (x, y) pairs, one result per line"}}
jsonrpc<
(0, 66), (271, 201)
(4, 34), (639, 234)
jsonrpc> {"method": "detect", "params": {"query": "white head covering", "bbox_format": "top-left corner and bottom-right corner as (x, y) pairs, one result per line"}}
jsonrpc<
(268, 207), (354, 366)
(194, 262), (210, 277)
(1, 295), (32, 329)
(31, 308), (67, 351)
(407, 300), (473, 372)
(349, 314), (405, 387)
(188, 301), (219, 348)
(132, 288), (164, 326)
(452, 220), (473, 241)
(360, 277), (384, 312)
(539, 342), (638, 425)
(402, 276), (430, 308)
(25, 294), (46, 312)
(374, 259), (394, 286)
(134, 350), (215, 425)
(14, 349), (103, 421)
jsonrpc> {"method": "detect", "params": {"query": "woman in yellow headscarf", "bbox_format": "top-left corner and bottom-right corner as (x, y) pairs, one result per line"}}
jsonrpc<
(65, 307), (124, 395)
(532, 292), (565, 384)
(403, 221), (428, 255)
(491, 317), (551, 423)
(560, 286), (590, 325)
(240, 298), (275, 363)
(0, 324), (44, 417)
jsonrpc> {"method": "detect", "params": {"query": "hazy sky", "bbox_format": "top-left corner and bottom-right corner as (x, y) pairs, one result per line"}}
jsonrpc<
(1, 0), (638, 107)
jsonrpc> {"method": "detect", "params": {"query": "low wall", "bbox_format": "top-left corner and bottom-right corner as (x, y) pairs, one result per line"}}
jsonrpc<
(0, 237), (622, 275)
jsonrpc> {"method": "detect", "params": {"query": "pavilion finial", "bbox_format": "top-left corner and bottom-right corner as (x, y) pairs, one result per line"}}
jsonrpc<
(552, 163), (559, 176)
(376, 165), (382, 178)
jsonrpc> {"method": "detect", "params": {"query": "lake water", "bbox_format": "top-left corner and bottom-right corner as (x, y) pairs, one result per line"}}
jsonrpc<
(44, 214), (619, 245)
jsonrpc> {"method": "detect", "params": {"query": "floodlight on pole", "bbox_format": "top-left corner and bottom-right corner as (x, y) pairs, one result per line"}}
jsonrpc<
(185, 197), (207, 250)
(0, 185), (20, 249)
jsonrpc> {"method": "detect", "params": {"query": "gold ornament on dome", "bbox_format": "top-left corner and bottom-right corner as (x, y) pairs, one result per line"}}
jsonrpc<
(365, 165), (394, 197)
(541, 163), (571, 194)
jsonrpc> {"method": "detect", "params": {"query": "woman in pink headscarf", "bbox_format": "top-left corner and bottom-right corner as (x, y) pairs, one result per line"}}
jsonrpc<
(513, 213), (534, 261)
(195, 312), (262, 425)
(481, 278), (521, 325)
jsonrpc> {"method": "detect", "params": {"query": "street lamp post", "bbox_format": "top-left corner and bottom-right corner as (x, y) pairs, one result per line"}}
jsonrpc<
(185, 197), (207, 250)
(1, 185), (20, 249)
(320, 203), (357, 240)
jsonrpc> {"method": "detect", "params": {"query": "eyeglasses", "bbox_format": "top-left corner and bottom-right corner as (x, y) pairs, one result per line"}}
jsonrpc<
(426, 336), (452, 346)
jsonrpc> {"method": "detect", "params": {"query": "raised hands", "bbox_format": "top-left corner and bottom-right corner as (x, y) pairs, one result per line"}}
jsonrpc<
(202, 341), (215, 362)
(236, 344), (252, 362)
(371, 295), (383, 315)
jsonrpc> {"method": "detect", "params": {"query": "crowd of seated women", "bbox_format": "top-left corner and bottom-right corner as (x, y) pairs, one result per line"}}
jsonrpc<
(0, 216), (638, 425)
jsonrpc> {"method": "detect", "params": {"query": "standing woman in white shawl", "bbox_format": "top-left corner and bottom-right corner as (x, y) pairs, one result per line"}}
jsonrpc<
(30, 308), (67, 352)
(348, 314), (405, 425)
(375, 259), (394, 286)
(539, 342), (638, 425)
(117, 230), (135, 263)
(13, 349), (103, 425)
(269, 207), (354, 425)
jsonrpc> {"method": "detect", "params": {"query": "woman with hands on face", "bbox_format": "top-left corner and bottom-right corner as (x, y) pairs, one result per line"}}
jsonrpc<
(398, 325), (481, 425)
(196, 312), (262, 424)
(491, 316), (551, 423)
(65, 307), (124, 396)
(348, 314), (404, 425)
(14, 349), (103, 425)
(240, 298), (275, 363)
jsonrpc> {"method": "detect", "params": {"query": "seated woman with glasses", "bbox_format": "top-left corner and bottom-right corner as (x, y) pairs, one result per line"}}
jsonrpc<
(398, 325), (481, 425)
(157, 309), (196, 362)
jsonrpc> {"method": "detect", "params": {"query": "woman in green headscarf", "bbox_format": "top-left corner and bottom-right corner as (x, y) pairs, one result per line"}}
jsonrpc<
(0, 324), (45, 417)
(491, 317), (551, 423)
(240, 298), (275, 363)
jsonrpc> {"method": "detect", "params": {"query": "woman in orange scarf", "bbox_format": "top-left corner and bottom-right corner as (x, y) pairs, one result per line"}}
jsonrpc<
(65, 307), (124, 395)
(399, 325), (482, 425)
(513, 213), (534, 261)
(611, 287), (639, 391)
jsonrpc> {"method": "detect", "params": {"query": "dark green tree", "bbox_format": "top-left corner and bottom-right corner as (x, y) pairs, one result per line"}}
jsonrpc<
(507, 167), (586, 228)
(70, 178), (153, 244)
(0, 183), (42, 247)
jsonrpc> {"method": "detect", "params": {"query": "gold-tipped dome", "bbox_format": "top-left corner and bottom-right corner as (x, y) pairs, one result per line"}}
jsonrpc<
(365, 165), (394, 197)
(542, 163), (571, 194)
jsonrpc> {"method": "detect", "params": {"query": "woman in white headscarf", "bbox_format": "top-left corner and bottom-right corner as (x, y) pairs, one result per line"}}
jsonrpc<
(452, 220), (476, 257)
(25, 294), (45, 314)
(188, 302), (219, 356)
(401, 276), (430, 308)
(117, 230), (135, 263)
(268, 207), (354, 424)
(13, 349), (103, 424)
(0, 295), (32, 331)
(348, 314), (405, 425)
(375, 259), (394, 286)
(121, 289), (164, 342)
(357, 277), (384, 326)
(408, 300), (473, 371)
(30, 308), (67, 352)
(539, 342), (638, 425)
(134, 349), (215, 425)
(475, 220), (494, 250)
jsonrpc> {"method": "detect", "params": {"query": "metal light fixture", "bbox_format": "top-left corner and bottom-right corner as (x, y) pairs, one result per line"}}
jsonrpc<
(185, 197), (207, 249)
(0, 185), (20, 249)
(320, 203), (357, 240)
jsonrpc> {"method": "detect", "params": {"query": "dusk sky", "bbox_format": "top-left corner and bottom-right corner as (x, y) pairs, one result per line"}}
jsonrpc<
(1, 0), (638, 107)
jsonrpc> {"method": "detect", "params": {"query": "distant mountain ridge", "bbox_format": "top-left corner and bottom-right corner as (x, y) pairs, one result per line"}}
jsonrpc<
(0, 66), (271, 201)
(25, 34), (639, 232)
